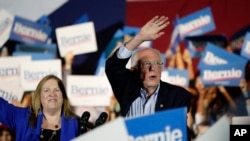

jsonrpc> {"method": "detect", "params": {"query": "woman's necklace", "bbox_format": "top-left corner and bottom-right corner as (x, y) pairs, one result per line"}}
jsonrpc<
(40, 118), (61, 141)
(40, 125), (59, 141)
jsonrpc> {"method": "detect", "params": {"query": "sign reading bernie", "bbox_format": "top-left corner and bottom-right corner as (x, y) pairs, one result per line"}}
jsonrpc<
(125, 107), (188, 141)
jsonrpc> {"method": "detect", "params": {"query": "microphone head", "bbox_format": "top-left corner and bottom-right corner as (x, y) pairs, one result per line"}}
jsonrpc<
(81, 111), (90, 122)
(95, 112), (108, 127)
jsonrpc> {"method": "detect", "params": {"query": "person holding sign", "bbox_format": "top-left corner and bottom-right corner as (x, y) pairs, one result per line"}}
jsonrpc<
(0, 74), (84, 141)
(105, 15), (192, 138)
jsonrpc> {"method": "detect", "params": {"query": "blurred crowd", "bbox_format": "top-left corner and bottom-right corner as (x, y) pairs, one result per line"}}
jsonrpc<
(1, 27), (250, 140)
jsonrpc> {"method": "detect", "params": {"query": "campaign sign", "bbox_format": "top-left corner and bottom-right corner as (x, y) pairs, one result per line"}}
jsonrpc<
(125, 107), (188, 141)
(123, 26), (139, 36)
(200, 62), (246, 86)
(56, 22), (97, 57)
(9, 16), (52, 45)
(95, 52), (106, 76)
(104, 29), (124, 59)
(161, 69), (189, 87)
(198, 43), (248, 69)
(0, 9), (14, 47)
(195, 115), (230, 141)
(185, 35), (227, 58)
(241, 32), (250, 60)
(0, 56), (31, 85)
(12, 51), (55, 60)
(176, 7), (215, 40)
(20, 59), (62, 91)
(168, 18), (182, 53)
(0, 81), (24, 102)
(15, 43), (57, 57)
(67, 75), (113, 106)
(72, 117), (129, 141)
(13, 43), (57, 60)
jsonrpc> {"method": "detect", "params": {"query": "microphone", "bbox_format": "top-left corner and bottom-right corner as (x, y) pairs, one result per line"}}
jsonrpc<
(95, 112), (108, 128)
(78, 111), (90, 135)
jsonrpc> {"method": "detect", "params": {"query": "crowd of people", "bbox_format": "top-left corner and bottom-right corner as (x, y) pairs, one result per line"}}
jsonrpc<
(0, 15), (250, 141)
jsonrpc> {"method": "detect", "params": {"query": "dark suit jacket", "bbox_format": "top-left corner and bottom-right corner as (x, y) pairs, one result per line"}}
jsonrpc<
(105, 49), (192, 116)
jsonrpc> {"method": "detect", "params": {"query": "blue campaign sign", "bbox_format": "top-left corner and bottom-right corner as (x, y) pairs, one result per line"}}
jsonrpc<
(198, 43), (248, 69)
(161, 69), (189, 87)
(104, 29), (124, 58)
(125, 107), (188, 141)
(200, 62), (246, 86)
(241, 32), (250, 60)
(9, 16), (52, 45)
(12, 51), (55, 60)
(123, 26), (140, 36)
(176, 7), (215, 40)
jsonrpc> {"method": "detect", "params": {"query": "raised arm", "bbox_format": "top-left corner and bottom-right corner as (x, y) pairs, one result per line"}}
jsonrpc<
(125, 16), (170, 51)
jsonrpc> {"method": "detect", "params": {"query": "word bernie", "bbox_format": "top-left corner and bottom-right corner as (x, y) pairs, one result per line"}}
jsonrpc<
(128, 126), (183, 141)
(230, 125), (250, 141)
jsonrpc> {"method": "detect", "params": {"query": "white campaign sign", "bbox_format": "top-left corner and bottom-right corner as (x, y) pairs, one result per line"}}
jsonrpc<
(0, 81), (24, 102)
(67, 75), (113, 106)
(71, 117), (128, 141)
(56, 22), (98, 57)
(0, 56), (31, 85)
(0, 8), (14, 47)
(20, 59), (62, 91)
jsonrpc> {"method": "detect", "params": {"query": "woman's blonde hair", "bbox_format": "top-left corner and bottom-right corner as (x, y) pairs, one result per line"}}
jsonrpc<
(29, 74), (77, 126)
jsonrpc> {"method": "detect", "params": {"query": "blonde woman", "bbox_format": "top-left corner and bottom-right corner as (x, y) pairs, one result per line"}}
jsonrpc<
(0, 75), (82, 141)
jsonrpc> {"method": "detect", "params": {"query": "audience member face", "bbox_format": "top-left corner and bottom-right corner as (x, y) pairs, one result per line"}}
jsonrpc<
(40, 78), (63, 113)
(0, 129), (12, 141)
(138, 49), (163, 89)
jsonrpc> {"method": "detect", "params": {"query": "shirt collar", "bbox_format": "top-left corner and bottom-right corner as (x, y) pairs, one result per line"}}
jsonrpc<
(140, 84), (160, 100)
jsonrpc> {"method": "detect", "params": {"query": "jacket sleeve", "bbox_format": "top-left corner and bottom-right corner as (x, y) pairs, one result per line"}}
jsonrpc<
(0, 97), (28, 129)
(105, 49), (131, 103)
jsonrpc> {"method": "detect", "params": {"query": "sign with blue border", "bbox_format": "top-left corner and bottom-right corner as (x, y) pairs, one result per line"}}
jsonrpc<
(125, 107), (188, 141)
(241, 32), (250, 60)
(10, 16), (51, 44)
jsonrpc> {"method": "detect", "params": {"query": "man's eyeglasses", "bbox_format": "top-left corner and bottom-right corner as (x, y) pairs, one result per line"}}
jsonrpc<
(140, 61), (163, 69)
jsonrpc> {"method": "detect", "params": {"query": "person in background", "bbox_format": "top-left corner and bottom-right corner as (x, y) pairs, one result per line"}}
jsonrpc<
(0, 74), (83, 141)
(105, 15), (192, 139)
(0, 124), (14, 141)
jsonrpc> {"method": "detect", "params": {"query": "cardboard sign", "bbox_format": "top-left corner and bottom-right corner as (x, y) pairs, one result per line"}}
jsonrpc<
(169, 7), (215, 52)
(195, 115), (230, 141)
(177, 7), (215, 39)
(198, 43), (248, 69)
(104, 29), (124, 59)
(0, 9), (14, 47)
(12, 51), (55, 60)
(56, 22), (98, 57)
(185, 35), (227, 58)
(200, 62), (246, 86)
(125, 107), (188, 141)
(66, 75), (113, 106)
(13, 43), (57, 60)
(72, 117), (129, 141)
(0, 56), (31, 85)
(0, 81), (24, 102)
(20, 59), (62, 91)
(161, 69), (189, 87)
(241, 32), (250, 60)
(95, 52), (106, 76)
(15, 43), (57, 57)
(9, 16), (52, 45)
